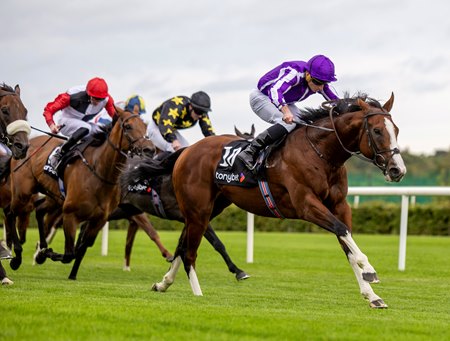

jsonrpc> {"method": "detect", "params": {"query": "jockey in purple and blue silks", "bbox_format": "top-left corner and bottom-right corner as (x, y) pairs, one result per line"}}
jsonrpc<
(237, 54), (340, 169)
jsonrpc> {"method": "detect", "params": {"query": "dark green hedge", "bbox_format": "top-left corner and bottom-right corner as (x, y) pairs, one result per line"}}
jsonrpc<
(107, 201), (450, 236)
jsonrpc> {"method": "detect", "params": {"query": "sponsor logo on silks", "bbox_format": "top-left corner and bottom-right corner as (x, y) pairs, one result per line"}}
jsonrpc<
(215, 171), (240, 183)
(219, 146), (242, 168)
(239, 172), (246, 183)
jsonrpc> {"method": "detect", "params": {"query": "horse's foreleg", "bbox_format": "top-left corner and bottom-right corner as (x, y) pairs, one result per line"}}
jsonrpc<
(4, 209), (22, 270)
(302, 199), (385, 308)
(151, 255), (182, 292)
(124, 219), (138, 271)
(347, 251), (387, 308)
(69, 221), (102, 280)
(339, 232), (379, 283)
(62, 213), (78, 263)
(0, 262), (13, 285)
(204, 224), (249, 280)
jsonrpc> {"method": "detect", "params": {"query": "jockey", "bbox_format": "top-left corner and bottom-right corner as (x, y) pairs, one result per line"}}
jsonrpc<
(147, 91), (215, 152)
(43, 77), (116, 169)
(237, 55), (339, 169)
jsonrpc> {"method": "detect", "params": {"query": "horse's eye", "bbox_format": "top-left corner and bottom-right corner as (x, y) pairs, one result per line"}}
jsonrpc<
(373, 128), (381, 135)
(124, 124), (132, 131)
(1, 106), (9, 115)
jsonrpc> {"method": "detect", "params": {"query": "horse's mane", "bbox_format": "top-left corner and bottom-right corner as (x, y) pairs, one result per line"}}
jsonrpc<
(0, 83), (15, 93)
(300, 92), (383, 123)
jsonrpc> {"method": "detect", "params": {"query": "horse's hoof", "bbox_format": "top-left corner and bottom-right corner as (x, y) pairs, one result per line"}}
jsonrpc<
(362, 272), (380, 283)
(35, 251), (47, 265)
(123, 266), (131, 272)
(165, 255), (174, 263)
(151, 283), (165, 292)
(68, 275), (77, 281)
(1, 277), (14, 285)
(370, 299), (388, 309)
(236, 271), (250, 281)
(61, 255), (73, 264)
(9, 258), (22, 271)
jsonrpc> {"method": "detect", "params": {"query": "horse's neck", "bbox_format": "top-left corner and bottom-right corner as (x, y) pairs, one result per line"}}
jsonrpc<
(92, 131), (127, 182)
(306, 111), (365, 166)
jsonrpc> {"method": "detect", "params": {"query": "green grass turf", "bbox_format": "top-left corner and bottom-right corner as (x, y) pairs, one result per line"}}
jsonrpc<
(1, 229), (448, 340)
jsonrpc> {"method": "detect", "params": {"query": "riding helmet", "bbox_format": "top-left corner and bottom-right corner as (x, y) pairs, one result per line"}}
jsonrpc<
(86, 77), (109, 98)
(125, 95), (146, 114)
(306, 55), (337, 82)
(190, 91), (211, 112)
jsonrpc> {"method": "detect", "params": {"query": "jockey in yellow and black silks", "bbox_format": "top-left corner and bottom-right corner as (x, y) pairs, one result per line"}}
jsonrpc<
(147, 91), (215, 152)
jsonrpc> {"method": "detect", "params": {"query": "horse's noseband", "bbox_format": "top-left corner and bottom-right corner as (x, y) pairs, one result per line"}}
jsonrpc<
(112, 113), (149, 157)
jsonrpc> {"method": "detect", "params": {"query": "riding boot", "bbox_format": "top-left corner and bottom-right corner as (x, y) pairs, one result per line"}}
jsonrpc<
(50, 127), (89, 169)
(237, 123), (288, 169)
(0, 155), (11, 182)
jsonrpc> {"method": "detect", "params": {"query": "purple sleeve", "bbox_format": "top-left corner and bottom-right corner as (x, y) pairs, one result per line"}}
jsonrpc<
(321, 85), (339, 101)
(267, 68), (299, 108)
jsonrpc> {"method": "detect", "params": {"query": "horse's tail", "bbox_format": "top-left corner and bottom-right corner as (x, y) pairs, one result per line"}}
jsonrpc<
(119, 148), (184, 194)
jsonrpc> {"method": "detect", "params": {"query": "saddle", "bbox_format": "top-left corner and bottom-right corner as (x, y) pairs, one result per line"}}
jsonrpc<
(44, 132), (108, 180)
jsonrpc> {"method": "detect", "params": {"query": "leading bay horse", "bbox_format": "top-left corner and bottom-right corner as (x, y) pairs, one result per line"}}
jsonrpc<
(0, 83), (30, 285)
(8, 107), (153, 279)
(150, 93), (406, 308)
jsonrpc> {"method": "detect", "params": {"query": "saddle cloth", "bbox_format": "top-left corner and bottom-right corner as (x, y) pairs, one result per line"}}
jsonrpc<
(214, 140), (261, 188)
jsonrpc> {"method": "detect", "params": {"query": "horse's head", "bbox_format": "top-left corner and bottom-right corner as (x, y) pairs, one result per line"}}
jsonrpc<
(355, 93), (406, 182)
(112, 106), (155, 156)
(0, 84), (31, 159)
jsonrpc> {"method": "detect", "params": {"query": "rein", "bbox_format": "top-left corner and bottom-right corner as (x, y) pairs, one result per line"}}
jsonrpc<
(81, 113), (145, 184)
(307, 101), (400, 174)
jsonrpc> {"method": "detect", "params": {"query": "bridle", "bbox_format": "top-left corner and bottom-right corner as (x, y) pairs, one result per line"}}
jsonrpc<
(107, 113), (148, 157)
(306, 101), (400, 175)
(0, 91), (31, 147)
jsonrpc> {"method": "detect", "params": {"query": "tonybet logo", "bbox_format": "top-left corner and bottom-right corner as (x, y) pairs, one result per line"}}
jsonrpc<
(215, 172), (240, 183)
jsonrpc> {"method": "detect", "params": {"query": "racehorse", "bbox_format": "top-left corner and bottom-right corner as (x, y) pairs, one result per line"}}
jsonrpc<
(148, 93), (406, 308)
(113, 156), (249, 279)
(0, 82), (30, 285)
(8, 107), (153, 279)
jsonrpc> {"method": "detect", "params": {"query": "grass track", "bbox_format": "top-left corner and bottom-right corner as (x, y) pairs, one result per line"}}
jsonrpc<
(1, 229), (449, 340)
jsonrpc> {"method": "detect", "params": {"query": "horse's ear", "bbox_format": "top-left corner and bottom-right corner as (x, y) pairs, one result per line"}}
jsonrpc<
(251, 124), (255, 137)
(234, 125), (242, 136)
(357, 98), (370, 111)
(115, 105), (125, 115)
(14, 84), (21, 96)
(383, 92), (395, 112)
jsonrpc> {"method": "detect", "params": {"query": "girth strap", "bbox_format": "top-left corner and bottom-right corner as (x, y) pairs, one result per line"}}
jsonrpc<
(258, 180), (285, 219)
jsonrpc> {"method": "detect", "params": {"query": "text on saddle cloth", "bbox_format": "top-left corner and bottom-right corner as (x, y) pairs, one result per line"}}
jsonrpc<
(214, 140), (263, 187)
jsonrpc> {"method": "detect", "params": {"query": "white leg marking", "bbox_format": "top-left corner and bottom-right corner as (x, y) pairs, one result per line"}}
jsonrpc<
(348, 253), (382, 303)
(340, 232), (376, 275)
(2, 277), (14, 285)
(188, 265), (203, 296)
(152, 256), (182, 292)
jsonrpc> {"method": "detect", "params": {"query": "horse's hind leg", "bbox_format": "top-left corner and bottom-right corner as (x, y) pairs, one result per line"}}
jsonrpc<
(204, 224), (249, 280)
